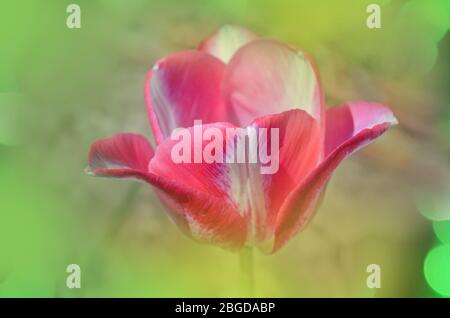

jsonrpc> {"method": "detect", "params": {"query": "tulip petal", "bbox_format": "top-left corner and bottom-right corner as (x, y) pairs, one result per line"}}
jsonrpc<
(250, 110), (321, 249)
(198, 25), (258, 63)
(86, 133), (191, 239)
(149, 122), (269, 247)
(148, 122), (237, 198)
(154, 182), (248, 251)
(324, 102), (398, 157)
(145, 51), (229, 144)
(273, 104), (397, 252)
(88, 133), (154, 173)
(224, 39), (324, 126)
(88, 132), (247, 250)
(148, 122), (249, 249)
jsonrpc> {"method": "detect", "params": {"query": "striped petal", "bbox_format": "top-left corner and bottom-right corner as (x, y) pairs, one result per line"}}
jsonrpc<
(250, 110), (321, 250)
(144, 51), (230, 144)
(148, 122), (249, 249)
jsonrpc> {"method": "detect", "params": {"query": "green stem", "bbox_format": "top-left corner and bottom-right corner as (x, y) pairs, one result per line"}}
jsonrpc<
(239, 247), (254, 297)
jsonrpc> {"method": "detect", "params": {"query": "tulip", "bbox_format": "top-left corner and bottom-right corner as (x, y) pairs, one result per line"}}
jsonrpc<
(87, 25), (397, 254)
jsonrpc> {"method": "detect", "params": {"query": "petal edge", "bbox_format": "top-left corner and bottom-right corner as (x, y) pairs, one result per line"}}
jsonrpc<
(273, 119), (396, 253)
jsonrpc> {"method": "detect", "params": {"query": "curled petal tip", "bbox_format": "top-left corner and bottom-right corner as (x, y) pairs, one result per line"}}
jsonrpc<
(85, 166), (95, 176)
(391, 114), (399, 126)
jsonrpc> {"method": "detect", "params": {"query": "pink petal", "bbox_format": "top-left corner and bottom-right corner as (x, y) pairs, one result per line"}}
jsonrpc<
(86, 133), (186, 241)
(149, 122), (261, 247)
(154, 182), (248, 251)
(273, 104), (397, 252)
(87, 133), (188, 231)
(148, 122), (249, 249)
(144, 51), (230, 144)
(88, 133), (154, 172)
(148, 122), (237, 198)
(223, 39), (324, 126)
(250, 110), (321, 249)
(88, 133), (247, 250)
(324, 101), (398, 157)
(198, 25), (258, 63)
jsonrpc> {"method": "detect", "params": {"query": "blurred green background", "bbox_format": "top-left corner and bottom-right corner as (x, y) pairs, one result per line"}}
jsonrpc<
(0, 0), (449, 297)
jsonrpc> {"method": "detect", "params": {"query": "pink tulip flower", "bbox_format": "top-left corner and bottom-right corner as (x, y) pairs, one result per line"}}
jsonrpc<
(87, 25), (397, 253)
